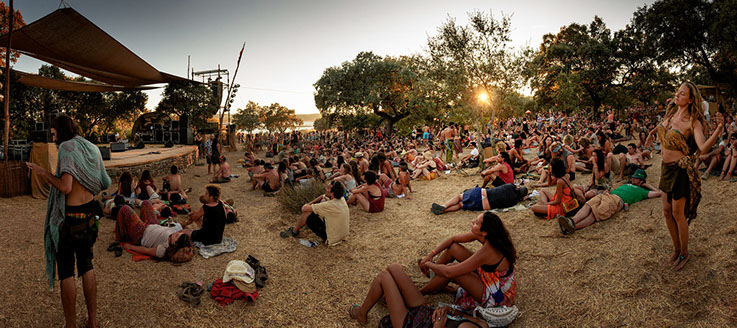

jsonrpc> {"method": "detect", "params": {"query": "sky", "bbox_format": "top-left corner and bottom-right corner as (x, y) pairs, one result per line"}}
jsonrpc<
(13, 0), (654, 115)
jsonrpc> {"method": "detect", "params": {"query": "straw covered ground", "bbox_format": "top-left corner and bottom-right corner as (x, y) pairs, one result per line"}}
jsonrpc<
(1, 147), (736, 327)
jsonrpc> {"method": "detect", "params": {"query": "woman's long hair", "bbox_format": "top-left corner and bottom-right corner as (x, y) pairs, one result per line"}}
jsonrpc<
(480, 212), (517, 269)
(349, 160), (362, 183)
(119, 171), (133, 196)
(164, 233), (193, 261)
(663, 82), (705, 132)
(593, 149), (606, 173)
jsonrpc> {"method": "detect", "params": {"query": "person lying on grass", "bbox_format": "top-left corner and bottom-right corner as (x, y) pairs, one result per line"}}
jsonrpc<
(280, 181), (349, 245)
(113, 199), (194, 262)
(347, 171), (385, 213)
(181, 184), (226, 246)
(557, 169), (662, 235)
(431, 184), (528, 215)
(417, 213), (517, 313)
(348, 263), (490, 328)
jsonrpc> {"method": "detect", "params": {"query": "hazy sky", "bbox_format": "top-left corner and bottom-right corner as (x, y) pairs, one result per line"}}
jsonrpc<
(13, 0), (654, 114)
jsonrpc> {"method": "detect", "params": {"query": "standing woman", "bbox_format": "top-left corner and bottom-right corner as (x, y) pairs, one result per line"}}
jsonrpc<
(26, 115), (111, 328)
(647, 82), (724, 271)
(210, 134), (222, 178)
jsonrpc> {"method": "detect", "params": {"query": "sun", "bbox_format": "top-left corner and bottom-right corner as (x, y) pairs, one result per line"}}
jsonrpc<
(477, 91), (490, 104)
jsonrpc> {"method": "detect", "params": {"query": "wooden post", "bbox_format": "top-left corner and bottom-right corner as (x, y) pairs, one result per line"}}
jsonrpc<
(3, 0), (14, 162)
(218, 42), (245, 131)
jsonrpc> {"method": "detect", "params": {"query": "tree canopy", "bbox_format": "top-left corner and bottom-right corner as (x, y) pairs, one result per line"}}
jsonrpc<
(156, 80), (219, 130)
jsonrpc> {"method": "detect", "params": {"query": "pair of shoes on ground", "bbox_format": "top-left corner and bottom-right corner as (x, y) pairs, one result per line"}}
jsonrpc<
(557, 215), (576, 235)
(247, 255), (268, 288)
(431, 203), (445, 215)
(107, 241), (123, 257)
(178, 282), (204, 306)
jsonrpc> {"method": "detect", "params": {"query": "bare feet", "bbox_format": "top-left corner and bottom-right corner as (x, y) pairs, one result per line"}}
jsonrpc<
(672, 253), (689, 271)
(665, 251), (679, 266)
(348, 304), (367, 323)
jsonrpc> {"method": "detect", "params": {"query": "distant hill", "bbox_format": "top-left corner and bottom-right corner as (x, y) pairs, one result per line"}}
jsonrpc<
(297, 113), (321, 123)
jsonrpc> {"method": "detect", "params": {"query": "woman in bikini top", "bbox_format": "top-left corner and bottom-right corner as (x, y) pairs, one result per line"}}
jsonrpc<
(645, 82), (724, 272)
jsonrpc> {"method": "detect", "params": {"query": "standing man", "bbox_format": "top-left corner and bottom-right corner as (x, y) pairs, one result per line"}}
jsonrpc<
(27, 115), (111, 328)
(441, 124), (454, 164)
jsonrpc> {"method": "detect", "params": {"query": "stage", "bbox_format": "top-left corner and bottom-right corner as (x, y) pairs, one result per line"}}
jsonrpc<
(103, 145), (199, 181)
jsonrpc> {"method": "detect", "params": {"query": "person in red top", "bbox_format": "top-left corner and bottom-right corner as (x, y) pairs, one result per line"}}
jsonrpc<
(347, 171), (385, 213)
(481, 151), (515, 188)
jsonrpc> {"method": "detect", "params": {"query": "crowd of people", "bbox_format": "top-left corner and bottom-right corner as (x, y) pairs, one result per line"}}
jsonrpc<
(26, 84), (737, 327)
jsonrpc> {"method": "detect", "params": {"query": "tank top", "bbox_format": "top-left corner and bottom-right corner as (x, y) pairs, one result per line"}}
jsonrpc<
(499, 162), (515, 184)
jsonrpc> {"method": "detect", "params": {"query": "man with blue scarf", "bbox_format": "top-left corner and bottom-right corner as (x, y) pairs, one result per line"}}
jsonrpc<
(27, 115), (111, 328)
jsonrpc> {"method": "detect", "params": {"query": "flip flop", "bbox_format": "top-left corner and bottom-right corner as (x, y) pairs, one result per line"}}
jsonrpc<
(672, 253), (690, 271)
(348, 304), (365, 323)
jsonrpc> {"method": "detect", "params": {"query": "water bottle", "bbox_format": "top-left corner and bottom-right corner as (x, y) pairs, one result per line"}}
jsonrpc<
(298, 239), (315, 247)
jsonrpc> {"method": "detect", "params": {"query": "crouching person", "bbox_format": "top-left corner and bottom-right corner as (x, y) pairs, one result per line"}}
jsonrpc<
(280, 181), (350, 246)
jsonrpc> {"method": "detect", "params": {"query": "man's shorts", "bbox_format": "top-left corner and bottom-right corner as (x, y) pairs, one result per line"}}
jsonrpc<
(423, 132), (429, 139)
(588, 193), (622, 221)
(57, 200), (99, 280)
(206, 155), (212, 164)
(305, 213), (327, 242)
(461, 188), (483, 211)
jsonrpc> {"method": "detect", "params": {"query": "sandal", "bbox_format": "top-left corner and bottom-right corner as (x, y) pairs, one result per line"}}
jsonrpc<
(178, 282), (204, 306)
(348, 304), (366, 323)
(672, 253), (690, 271)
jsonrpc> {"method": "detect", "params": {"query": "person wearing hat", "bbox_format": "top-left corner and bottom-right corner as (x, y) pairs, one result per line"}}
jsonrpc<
(410, 151), (437, 180)
(558, 169), (662, 235)
(550, 141), (577, 181)
(355, 152), (369, 175)
(252, 162), (281, 193)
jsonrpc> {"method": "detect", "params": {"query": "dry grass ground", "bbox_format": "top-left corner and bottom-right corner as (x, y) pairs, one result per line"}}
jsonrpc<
(1, 147), (736, 327)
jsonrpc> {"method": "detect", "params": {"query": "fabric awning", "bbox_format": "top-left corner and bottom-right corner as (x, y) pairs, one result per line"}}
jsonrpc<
(0, 8), (189, 88)
(15, 70), (159, 92)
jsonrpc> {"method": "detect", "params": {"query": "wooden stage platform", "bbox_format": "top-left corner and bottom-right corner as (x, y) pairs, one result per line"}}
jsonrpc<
(104, 145), (198, 168)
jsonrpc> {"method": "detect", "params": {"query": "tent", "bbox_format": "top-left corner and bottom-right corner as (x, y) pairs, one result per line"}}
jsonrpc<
(0, 7), (188, 90)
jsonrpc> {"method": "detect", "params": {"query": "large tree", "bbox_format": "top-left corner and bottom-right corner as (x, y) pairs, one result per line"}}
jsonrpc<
(258, 102), (302, 134)
(633, 0), (737, 95)
(156, 80), (219, 130)
(314, 52), (426, 134)
(427, 10), (529, 128)
(526, 16), (618, 115)
(232, 101), (261, 134)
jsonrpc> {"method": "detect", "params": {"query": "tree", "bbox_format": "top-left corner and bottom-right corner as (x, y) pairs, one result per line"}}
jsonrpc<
(232, 101), (261, 134)
(156, 80), (218, 130)
(314, 52), (427, 134)
(0, 2), (25, 67)
(633, 0), (737, 95)
(258, 103), (302, 134)
(526, 16), (619, 115)
(427, 10), (529, 128)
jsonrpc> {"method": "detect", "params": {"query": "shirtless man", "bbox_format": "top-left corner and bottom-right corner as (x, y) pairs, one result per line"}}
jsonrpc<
(253, 162), (281, 193)
(422, 124), (430, 145)
(210, 155), (232, 183)
(440, 125), (455, 164)
(356, 152), (369, 174)
(162, 166), (191, 200)
(613, 143), (645, 182)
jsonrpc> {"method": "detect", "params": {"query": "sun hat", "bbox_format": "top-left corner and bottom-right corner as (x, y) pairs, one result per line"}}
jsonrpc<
(423, 151), (433, 160)
(632, 169), (647, 180)
(223, 260), (257, 293)
(355, 152), (364, 158)
(263, 163), (274, 170)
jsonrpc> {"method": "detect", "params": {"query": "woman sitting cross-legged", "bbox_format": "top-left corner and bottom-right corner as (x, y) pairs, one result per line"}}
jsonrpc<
(346, 170), (385, 213)
(530, 158), (584, 220)
(349, 263), (490, 328)
(418, 212), (517, 314)
(114, 199), (194, 262)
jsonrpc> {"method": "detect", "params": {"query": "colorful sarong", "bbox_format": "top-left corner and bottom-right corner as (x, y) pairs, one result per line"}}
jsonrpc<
(454, 267), (516, 313)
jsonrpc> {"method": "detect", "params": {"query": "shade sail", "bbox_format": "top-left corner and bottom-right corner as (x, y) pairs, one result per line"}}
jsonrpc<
(15, 70), (159, 92)
(0, 8), (189, 87)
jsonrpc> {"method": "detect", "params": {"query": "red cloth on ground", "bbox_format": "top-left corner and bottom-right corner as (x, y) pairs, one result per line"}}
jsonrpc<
(121, 242), (152, 261)
(209, 278), (258, 306)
